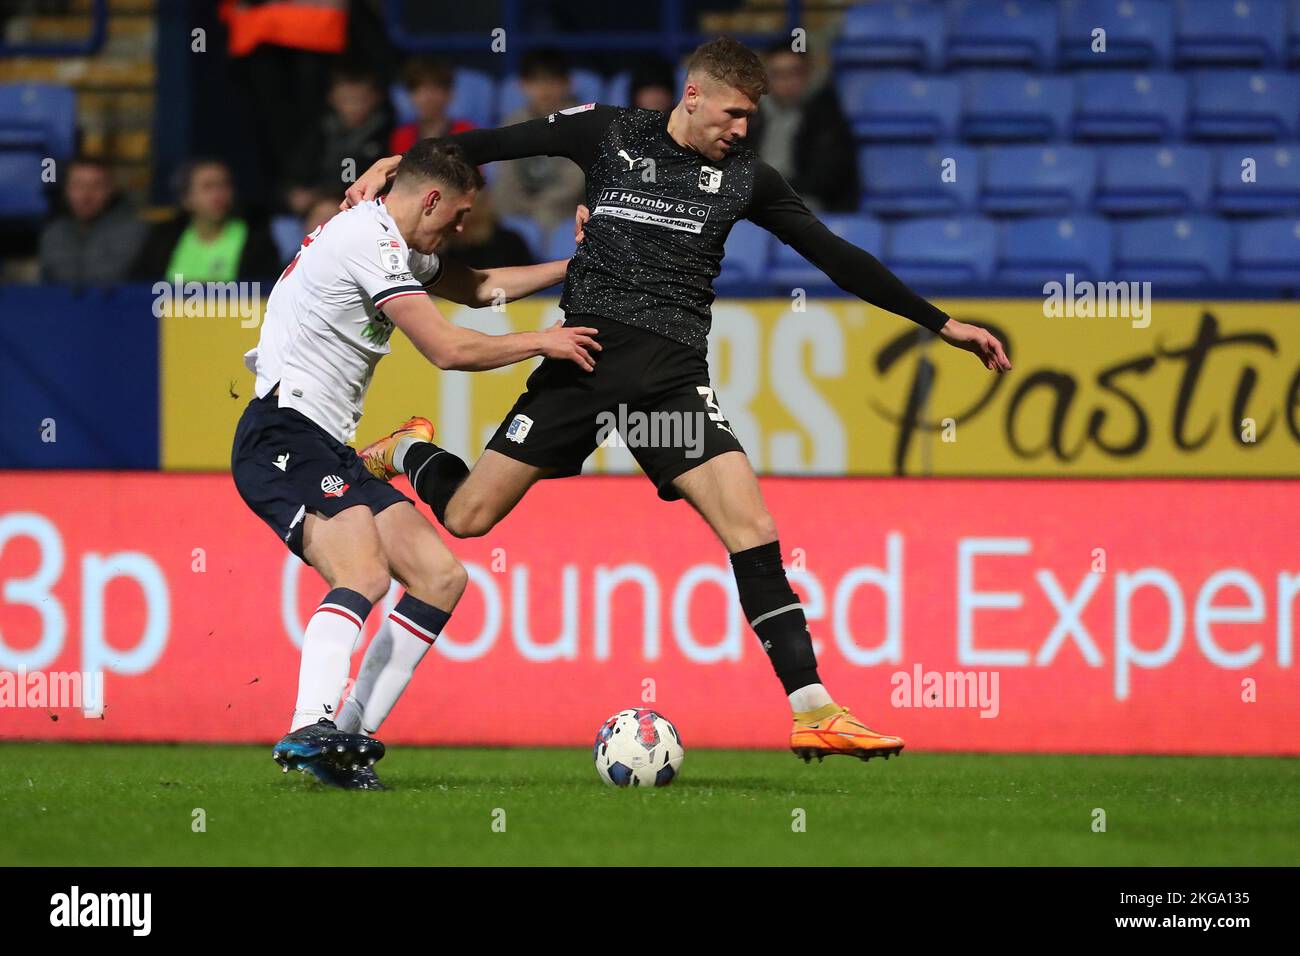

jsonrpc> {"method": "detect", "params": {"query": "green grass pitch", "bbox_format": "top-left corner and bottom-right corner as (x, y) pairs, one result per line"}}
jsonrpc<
(1, 744), (1296, 866)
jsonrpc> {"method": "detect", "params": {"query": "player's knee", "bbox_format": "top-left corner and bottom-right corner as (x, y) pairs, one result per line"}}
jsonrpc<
(425, 551), (468, 600)
(347, 567), (393, 605)
(442, 558), (469, 601)
(745, 509), (779, 549)
(444, 500), (495, 539)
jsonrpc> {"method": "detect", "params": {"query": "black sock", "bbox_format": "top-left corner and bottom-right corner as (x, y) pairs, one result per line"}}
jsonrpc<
(730, 540), (821, 695)
(402, 441), (469, 525)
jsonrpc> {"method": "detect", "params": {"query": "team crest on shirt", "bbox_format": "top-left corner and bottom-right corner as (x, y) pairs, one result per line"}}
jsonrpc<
(698, 166), (723, 193)
(506, 414), (533, 444)
(547, 103), (596, 123)
(320, 475), (349, 498)
(377, 238), (403, 273)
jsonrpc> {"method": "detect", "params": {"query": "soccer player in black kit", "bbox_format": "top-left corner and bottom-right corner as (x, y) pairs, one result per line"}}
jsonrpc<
(344, 38), (1011, 763)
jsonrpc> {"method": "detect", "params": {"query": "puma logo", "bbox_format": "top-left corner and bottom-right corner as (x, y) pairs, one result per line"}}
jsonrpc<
(273, 453), (290, 471)
(617, 149), (643, 170)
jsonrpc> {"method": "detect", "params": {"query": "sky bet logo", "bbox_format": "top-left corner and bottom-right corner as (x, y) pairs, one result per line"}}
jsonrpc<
(49, 886), (151, 936)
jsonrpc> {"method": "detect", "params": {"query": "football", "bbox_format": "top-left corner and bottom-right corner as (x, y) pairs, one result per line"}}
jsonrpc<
(592, 708), (685, 787)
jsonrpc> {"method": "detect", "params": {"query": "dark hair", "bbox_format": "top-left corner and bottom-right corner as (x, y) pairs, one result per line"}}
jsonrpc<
(330, 66), (381, 91)
(630, 57), (675, 99)
(393, 138), (484, 194)
(169, 156), (231, 201)
(67, 154), (111, 175)
(519, 48), (570, 81)
(685, 36), (769, 100)
(401, 58), (455, 91)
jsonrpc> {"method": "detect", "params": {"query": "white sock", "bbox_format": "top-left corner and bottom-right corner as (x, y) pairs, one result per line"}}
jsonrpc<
(336, 595), (445, 734)
(290, 589), (372, 731)
(391, 435), (419, 474)
(788, 683), (833, 714)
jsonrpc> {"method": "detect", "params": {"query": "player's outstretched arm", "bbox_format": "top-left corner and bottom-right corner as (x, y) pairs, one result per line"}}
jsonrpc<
(383, 292), (600, 372)
(746, 163), (1010, 373)
(343, 106), (620, 208)
(431, 259), (569, 308)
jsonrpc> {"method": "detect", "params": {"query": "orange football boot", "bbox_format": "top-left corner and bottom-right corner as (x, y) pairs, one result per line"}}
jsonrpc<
(790, 704), (905, 763)
(358, 416), (435, 481)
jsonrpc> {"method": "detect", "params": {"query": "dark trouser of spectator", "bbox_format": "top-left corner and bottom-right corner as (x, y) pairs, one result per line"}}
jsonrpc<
(231, 46), (335, 206)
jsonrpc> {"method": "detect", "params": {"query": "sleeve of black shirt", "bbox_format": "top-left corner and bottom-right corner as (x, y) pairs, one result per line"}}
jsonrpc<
(446, 104), (621, 175)
(744, 161), (949, 333)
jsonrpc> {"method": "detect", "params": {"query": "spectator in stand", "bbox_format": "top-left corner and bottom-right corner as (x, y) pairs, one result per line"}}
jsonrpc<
(219, 0), (347, 201)
(38, 156), (147, 284)
(441, 188), (536, 270)
(750, 44), (858, 212)
(133, 157), (279, 281)
(390, 59), (475, 154)
(303, 193), (342, 233)
(287, 66), (392, 216)
(629, 58), (676, 112)
(491, 49), (587, 231)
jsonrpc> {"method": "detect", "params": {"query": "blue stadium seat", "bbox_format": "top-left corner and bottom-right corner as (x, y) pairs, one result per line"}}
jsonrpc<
(838, 72), (961, 142)
(0, 83), (76, 159)
(497, 70), (605, 121)
(859, 144), (979, 216)
(1073, 71), (1188, 141)
(980, 145), (1098, 216)
(1291, 0), (1300, 65)
(448, 69), (495, 127)
(960, 72), (1073, 141)
(270, 215), (305, 264)
(995, 215), (1113, 284)
(1114, 216), (1232, 284)
(945, 0), (1059, 70)
(1094, 145), (1214, 214)
(499, 215), (547, 261)
(1060, 0), (1174, 68)
(1232, 217), (1300, 286)
(544, 222), (580, 262)
(389, 83), (417, 125)
(1175, 0), (1287, 67)
(884, 216), (998, 285)
(770, 215), (884, 286)
(0, 151), (48, 218)
(1188, 70), (1300, 141)
(606, 72), (631, 107)
(834, 1), (947, 71)
(719, 219), (772, 283)
(1213, 145), (1300, 214)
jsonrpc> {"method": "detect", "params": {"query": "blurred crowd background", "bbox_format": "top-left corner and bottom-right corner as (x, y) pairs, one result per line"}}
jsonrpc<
(3, 0), (1297, 294)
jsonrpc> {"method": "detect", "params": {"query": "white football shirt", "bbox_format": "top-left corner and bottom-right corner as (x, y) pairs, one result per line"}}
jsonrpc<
(244, 198), (444, 442)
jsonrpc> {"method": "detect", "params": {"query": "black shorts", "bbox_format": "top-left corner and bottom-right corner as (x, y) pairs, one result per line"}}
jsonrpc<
(231, 391), (411, 561)
(485, 314), (744, 501)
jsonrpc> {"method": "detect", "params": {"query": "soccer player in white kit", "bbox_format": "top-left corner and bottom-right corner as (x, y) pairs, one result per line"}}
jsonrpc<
(232, 139), (599, 789)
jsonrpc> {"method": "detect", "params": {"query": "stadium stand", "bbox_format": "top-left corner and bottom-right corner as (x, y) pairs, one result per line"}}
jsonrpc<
(945, 0), (1060, 70)
(1233, 216), (1300, 284)
(995, 214), (1113, 284)
(1093, 144), (1215, 214)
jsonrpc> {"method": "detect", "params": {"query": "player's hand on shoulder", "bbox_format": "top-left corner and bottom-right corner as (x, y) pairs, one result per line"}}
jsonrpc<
(341, 156), (402, 210)
(540, 319), (601, 372)
(937, 319), (1012, 373)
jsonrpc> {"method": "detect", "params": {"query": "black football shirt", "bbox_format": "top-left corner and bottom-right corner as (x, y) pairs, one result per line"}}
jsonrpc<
(449, 104), (949, 354)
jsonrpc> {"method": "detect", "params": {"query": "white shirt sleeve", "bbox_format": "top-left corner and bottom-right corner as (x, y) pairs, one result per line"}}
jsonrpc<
(408, 249), (445, 288)
(341, 223), (427, 310)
